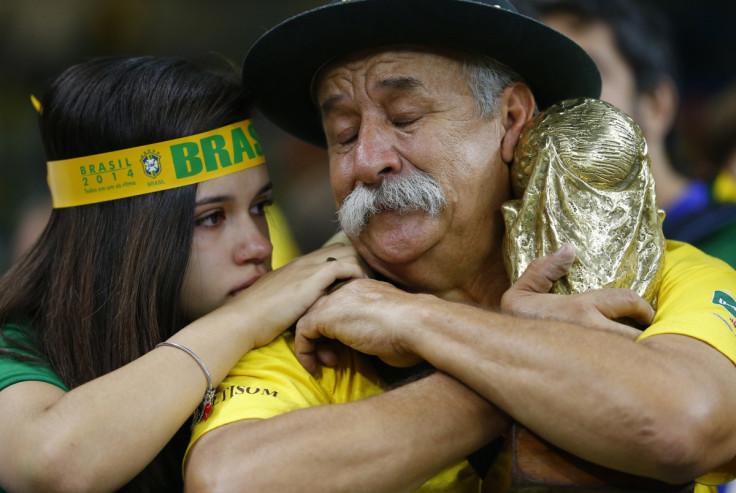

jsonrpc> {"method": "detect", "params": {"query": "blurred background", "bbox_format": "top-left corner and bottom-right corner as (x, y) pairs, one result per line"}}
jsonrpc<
(1, 0), (735, 274)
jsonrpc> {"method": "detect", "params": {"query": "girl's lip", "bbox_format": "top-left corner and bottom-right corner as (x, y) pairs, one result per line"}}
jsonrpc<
(229, 273), (263, 297)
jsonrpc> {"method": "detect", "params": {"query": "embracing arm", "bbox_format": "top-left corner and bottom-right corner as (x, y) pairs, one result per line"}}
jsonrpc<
(295, 250), (736, 483)
(0, 244), (365, 493)
(404, 297), (736, 482)
(0, 310), (251, 493)
(184, 371), (508, 493)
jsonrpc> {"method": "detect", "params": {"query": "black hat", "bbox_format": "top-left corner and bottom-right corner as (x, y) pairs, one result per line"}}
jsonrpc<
(242, 0), (601, 148)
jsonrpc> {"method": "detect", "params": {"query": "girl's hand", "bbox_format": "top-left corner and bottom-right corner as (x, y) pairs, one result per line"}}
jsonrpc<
(220, 243), (371, 348)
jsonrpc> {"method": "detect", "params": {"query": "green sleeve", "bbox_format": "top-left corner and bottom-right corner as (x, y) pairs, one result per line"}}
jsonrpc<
(0, 324), (67, 392)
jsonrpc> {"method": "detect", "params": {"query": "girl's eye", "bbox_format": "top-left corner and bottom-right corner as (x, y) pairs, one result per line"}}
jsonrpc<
(250, 199), (274, 216)
(195, 210), (225, 227)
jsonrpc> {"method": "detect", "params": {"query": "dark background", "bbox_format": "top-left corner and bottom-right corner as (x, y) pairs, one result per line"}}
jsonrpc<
(1, 0), (734, 273)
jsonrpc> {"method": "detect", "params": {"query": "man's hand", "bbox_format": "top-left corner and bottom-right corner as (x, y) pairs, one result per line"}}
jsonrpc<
(294, 278), (424, 373)
(501, 244), (654, 337)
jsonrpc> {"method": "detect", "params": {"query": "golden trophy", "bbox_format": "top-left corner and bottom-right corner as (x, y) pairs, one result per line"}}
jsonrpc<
(495, 98), (689, 492)
(503, 97), (665, 308)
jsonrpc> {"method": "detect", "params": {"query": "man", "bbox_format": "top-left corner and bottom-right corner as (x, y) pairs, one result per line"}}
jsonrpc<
(515, 0), (736, 265)
(184, 1), (736, 491)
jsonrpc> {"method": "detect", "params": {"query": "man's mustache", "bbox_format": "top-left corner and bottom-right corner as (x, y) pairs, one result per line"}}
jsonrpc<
(338, 171), (446, 236)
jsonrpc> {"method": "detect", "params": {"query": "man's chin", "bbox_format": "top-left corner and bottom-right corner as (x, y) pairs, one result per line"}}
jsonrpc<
(355, 212), (438, 266)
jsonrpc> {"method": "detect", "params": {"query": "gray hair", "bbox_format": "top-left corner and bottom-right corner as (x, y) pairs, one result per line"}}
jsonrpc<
(462, 54), (527, 118)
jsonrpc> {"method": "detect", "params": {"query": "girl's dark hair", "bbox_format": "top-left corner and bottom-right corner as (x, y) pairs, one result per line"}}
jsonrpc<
(0, 54), (251, 492)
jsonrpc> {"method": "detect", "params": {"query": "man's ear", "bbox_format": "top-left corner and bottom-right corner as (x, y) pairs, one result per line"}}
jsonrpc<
(500, 83), (536, 164)
(638, 77), (678, 142)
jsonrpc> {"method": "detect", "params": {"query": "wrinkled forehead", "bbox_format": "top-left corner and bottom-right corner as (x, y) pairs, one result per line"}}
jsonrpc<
(311, 45), (468, 103)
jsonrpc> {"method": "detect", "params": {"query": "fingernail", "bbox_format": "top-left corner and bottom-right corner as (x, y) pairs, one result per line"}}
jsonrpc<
(555, 244), (575, 256)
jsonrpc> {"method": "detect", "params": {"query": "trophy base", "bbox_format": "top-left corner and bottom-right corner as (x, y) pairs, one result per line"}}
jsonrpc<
(489, 425), (693, 493)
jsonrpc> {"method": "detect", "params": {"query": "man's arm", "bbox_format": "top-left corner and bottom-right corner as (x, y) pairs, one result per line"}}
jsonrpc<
(295, 253), (736, 483)
(184, 371), (508, 493)
(408, 299), (736, 482)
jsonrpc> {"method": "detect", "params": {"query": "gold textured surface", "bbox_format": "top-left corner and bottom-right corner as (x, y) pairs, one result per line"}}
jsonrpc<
(502, 98), (665, 307)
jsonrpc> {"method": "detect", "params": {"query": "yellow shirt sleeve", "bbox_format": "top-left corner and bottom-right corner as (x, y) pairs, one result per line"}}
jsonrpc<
(639, 240), (736, 364)
(638, 240), (736, 487)
(184, 332), (481, 492)
(187, 332), (384, 454)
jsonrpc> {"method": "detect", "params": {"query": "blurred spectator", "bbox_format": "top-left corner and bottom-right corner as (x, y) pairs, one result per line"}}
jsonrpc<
(683, 81), (736, 268)
(700, 81), (736, 203)
(517, 0), (736, 268)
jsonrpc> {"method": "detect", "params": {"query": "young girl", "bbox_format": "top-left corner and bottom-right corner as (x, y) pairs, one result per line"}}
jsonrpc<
(0, 55), (366, 493)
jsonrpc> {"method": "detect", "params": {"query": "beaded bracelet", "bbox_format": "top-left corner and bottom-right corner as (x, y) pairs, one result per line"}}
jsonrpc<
(156, 341), (216, 427)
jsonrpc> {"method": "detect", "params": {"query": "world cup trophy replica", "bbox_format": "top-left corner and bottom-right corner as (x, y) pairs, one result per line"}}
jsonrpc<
(503, 97), (665, 308)
(494, 98), (690, 492)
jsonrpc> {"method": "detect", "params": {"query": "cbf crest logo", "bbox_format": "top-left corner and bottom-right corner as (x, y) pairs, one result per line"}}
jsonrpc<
(713, 290), (736, 318)
(141, 149), (162, 178)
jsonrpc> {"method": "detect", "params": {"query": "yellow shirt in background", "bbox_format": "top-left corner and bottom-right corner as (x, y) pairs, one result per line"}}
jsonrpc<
(266, 203), (300, 269)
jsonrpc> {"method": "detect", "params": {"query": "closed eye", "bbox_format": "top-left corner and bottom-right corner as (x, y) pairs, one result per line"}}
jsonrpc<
(340, 135), (358, 146)
(334, 126), (359, 146)
(393, 118), (418, 128)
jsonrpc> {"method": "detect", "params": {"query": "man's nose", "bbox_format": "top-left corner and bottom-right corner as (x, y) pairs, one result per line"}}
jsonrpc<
(353, 120), (402, 184)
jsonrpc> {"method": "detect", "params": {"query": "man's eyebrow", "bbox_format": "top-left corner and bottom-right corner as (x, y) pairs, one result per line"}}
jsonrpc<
(377, 75), (424, 92)
(320, 94), (343, 116)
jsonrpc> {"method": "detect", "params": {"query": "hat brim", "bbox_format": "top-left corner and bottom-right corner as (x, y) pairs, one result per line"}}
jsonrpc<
(243, 0), (601, 148)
